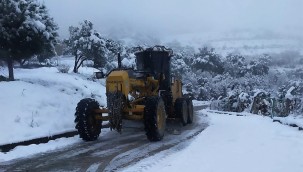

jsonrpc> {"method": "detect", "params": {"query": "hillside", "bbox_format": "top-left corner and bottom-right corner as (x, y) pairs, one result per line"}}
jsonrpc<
(0, 57), (106, 145)
(162, 31), (303, 56)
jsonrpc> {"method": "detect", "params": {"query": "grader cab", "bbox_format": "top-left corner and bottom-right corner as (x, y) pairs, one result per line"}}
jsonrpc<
(74, 46), (194, 141)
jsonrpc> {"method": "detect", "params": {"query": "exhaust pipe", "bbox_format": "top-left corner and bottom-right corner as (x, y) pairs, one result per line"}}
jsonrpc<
(118, 53), (122, 69)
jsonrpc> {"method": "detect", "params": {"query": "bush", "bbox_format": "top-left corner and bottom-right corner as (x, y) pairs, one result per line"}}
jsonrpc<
(250, 91), (272, 116)
(56, 64), (70, 73)
(212, 91), (251, 112)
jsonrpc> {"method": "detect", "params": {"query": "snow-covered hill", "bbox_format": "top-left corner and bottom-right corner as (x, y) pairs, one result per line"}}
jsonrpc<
(165, 34), (303, 57)
(0, 57), (106, 145)
(118, 30), (303, 57)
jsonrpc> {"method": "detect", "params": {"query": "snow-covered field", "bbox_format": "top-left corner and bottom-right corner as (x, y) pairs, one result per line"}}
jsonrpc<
(124, 109), (303, 172)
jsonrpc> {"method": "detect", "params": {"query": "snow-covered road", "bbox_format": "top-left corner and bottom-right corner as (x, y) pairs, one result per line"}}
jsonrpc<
(124, 110), (303, 172)
(0, 108), (208, 171)
(1, 107), (303, 172)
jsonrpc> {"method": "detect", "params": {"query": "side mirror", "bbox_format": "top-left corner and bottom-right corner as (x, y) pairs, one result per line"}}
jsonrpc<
(95, 72), (105, 79)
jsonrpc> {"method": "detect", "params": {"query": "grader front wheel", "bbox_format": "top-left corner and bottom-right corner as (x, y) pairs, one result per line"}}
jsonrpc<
(75, 98), (102, 141)
(144, 97), (167, 141)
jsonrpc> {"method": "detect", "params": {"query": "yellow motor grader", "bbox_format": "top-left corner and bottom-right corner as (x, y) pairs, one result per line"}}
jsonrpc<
(74, 46), (193, 141)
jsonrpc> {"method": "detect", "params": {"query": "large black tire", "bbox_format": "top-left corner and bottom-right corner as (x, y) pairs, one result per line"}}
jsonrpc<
(160, 91), (173, 117)
(187, 99), (194, 124)
(144, 97), (167, 141)
(175, 98), (188, 126)
(75, 98), (101, 141)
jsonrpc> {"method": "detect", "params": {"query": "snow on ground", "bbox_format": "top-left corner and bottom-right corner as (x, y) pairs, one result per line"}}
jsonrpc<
(0, 60), (107, 145)
(0, 129), (112, 162)
(274, 115), (303, 129)
(192, 100), (210, 107)
(124, 109), (303, 172)
(0, 136), (81, 162)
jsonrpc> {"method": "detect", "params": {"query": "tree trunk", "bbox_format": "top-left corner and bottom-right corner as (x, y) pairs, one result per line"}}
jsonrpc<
(73, 55), (86, 73)
(73, 54), (79, 73)
(7, 58), (14, 81)
(20, 59), (27, 67)
(73, 65), (78, 73)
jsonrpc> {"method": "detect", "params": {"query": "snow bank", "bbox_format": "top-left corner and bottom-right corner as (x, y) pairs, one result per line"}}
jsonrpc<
(192, 100), (210, 107)
(274, 115), (303, 129)
(0, 136), (81, 162)
(0, 66), (106, 145)
(125, 110), (303, 172)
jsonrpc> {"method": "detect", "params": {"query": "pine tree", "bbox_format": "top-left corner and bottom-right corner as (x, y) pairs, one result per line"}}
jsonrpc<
(0, 0), (58, 80)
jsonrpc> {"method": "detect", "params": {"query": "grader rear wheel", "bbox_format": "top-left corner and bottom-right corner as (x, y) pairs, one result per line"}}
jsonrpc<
(175, 98), (188, 126)
(144, 97), (167, 141)
(75, 98), (101, 141)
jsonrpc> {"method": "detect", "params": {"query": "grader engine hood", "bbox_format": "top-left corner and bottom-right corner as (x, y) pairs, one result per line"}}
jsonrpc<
(106, 70), (130, 97)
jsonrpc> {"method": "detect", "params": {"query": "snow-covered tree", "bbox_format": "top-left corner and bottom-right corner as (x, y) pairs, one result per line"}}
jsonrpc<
(65, 20), (107, 73)
(103, 39), (124, 70)
(224, 53), (248, 77)
(248, 55), (270, 76)
(168, 44), (194, 78)
(192, 47), (224, 74)
(171, 53), (190, 77)
(36, 48), (56, 64)
(166, 41), (195, 66)
(276, 81), (303, 116)
(0, 0), (58, 80)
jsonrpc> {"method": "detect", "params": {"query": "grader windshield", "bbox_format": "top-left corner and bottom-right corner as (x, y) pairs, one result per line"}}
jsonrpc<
(135, 46), (173, 90)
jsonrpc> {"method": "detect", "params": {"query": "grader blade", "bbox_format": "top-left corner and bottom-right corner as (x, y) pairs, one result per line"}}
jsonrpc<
(107, 92), (124, 132)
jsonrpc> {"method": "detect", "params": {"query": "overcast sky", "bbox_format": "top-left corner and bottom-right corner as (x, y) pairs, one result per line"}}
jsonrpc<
(40, 0), (303, 39)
